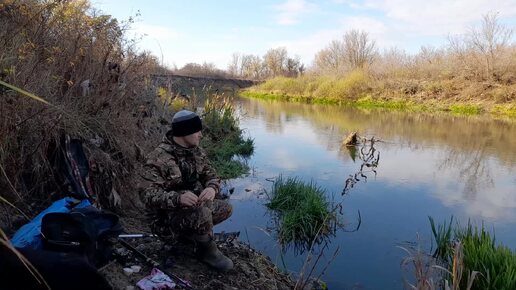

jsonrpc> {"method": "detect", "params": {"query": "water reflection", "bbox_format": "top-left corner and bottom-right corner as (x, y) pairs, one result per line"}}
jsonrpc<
(220, 97), (516, 289)
(438, 141), (494, 199)
(239, 98), (516, 164)
(237, 97), (516, 221)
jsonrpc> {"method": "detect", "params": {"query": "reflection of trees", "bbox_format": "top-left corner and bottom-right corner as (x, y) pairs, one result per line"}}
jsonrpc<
(238, 97), (516, 167)
(239, 97), (516, 199)
(240, 97), (363, 151)
(438, 141), (494, 198)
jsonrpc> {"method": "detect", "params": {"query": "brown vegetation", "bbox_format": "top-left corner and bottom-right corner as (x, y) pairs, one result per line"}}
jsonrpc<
(174, 62), (228, 79)
(0, 0), (164, 220)
(312, 13), (515, 85)
(314, 29), (377, 74)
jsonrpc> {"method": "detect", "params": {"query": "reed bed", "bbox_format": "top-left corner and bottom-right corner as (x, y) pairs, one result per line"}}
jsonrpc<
(430, 217), (516, 290)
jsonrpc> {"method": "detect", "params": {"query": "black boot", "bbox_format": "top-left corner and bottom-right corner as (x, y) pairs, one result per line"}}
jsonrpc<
(194, 234), (233, 271)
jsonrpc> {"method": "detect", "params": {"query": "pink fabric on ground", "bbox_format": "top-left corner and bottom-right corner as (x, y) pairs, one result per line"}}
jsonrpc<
(136, 268), (176, 290)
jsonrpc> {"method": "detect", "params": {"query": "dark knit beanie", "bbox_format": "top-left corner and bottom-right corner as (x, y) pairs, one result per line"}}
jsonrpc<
(171, 110), (203, 137)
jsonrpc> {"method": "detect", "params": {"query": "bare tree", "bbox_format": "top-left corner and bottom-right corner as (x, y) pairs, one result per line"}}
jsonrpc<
(313, 40), (345, 74)
(241, 54), (263, 79)
(467, 12), (514, 79)
(313, 30), (376, 74)
(298, 63), (306, 76)
(343, 29), (377, 69)
(249, 55), (264, 79)
(232, 48), (301, 79)
(374, 46), (410, 77)
(285, 56), (302, 77)
(447, 34), (471, 76)
(227, 52), (241, 77)
(240, 54), (252, 78)
(263, 47), (288, 77)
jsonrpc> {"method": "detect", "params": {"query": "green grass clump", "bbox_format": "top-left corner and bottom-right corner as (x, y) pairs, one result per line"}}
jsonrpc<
(355, 96), (408, 110)
(448, 104), (482, 115)
(429, 216), (454, 260)
(201, 96), (254, 179)
(457, 225), (516, 290)
(267, 176), (337, 249)
(430, 217), (516, 290)
(240, 90), (290, 101)
(490, 105), (516, 119)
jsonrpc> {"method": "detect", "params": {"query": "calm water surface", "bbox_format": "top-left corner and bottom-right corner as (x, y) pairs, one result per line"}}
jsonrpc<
(216, 97), (516, 290)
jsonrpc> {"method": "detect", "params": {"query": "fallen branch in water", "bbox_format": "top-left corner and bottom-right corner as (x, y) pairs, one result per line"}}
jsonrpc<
(342, 135), (381, 195)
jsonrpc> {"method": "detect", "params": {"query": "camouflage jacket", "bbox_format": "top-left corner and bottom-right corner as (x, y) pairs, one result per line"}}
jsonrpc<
(141, 131), (221, 211)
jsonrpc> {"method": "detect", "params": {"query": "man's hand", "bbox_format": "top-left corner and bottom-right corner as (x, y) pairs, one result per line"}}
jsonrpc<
(179, 191), (198, 207)
(198, 187), (216, 202)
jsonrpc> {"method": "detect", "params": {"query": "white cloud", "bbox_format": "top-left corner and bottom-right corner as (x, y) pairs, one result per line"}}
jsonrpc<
(131, 23), (180, 40)
(269, 16), (390, 65)
(374, 146), (516, 221)
(338, 16), (390, 43)
(339, 16), (387, 33)
(274, 0), (318, 25)
(272, 148), (302, 170)
(362, 0), (516, 36)
(274, 0), (516, 65)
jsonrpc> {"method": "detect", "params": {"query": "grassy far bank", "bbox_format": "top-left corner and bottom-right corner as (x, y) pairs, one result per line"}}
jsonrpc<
(241, 73), (516, 119)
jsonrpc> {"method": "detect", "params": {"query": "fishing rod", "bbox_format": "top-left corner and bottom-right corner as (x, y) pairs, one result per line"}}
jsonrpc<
(118, 234), (157, 239)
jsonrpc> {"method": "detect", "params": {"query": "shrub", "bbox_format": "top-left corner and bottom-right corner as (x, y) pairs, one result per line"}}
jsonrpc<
(0, 0), (162, 211)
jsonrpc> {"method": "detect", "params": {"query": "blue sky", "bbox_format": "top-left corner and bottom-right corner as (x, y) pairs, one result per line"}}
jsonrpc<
(93, 0), (516, 69)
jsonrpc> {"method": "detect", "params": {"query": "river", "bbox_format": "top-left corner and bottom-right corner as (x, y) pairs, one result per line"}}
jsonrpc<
(216, 97), (516, 290)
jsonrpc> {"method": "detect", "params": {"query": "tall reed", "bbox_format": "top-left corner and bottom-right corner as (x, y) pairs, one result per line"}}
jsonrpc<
(201, 95), (254, 179)
(430, 218), (516, 290)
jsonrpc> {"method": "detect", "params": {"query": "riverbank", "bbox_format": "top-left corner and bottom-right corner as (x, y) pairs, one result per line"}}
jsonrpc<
(241, 75), (516, 119)
(101, 216), (295, 290)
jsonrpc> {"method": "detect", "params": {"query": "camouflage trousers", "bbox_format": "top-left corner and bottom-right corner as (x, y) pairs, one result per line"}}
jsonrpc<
(150, 199), (232, 239)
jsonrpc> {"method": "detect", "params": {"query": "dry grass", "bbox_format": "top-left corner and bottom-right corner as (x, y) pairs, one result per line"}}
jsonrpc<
(0, 0), (165, 221)
(0, 236), (50, 290)
(399, 236), (478, 290)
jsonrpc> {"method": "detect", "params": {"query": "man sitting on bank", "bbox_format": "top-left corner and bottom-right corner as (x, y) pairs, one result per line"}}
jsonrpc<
(141, 110), (233, 271)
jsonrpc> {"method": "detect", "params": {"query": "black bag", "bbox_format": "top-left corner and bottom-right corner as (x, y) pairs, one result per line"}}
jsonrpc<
(0, 246), (113, 290)
(41, 206), (122, 267)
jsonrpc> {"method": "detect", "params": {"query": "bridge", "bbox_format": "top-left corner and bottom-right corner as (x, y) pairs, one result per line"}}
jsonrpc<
(150, 74), (260, 98)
